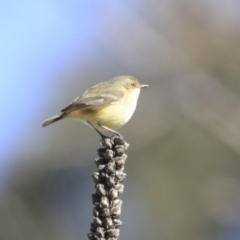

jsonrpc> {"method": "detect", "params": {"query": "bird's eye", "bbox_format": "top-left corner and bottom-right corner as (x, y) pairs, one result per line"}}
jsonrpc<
(131, 83), (135, 87)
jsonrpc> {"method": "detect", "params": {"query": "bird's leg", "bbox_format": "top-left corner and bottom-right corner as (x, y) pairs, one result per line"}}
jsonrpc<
(95, 128), (108, 139)
(99, 123), (123, 139)
(87, 121), (108, 139)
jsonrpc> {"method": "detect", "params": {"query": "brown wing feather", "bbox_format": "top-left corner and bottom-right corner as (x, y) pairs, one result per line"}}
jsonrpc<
(61, 92), (123, 113)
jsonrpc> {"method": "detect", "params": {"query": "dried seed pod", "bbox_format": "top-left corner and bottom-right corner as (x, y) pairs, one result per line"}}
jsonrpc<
(93, 217), (102, 227)
(93, 207), (99, 217)
(101, 208), (110, 217)
(100, 172), (107, 179)
(106, 176), (115, 187)
(97, 148), (106, 157)
(92, 194), (100, 206)
(113, 137), (125, 146)
(117, 166), (125, 173)
(92, 172), (101, 184)
(104, 149), (114, 159)
(98, 164), (106, 171)
(115, 155), (127, 168)
(115, 183), (124, 195)
(111, 200), (122, 217)
(96, 184), (107, 196)
(103, 217), (113, 229)
(100, 196), (109, 208)
(112, 199), (122, 207)
(111, 205), (122, 217)
(105, 229), (120, 238)
(115, 171), (127, 182)
(108, 188), (118, 200)
(114, 146), (125, 156)
(105, 162), (115, 174)
(113, 219), (122, 228)
(95, 227), (105, 238)
(100, 138), (112, 149)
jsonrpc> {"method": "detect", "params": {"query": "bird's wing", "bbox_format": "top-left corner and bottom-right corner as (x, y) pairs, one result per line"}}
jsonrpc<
(61, 91), (124, 113)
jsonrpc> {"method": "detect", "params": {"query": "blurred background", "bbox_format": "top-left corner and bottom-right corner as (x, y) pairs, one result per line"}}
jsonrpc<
(1, 0), (240, 239)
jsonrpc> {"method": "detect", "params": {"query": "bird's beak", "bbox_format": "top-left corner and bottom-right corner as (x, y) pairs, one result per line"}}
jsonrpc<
(139, 84), (149, 88)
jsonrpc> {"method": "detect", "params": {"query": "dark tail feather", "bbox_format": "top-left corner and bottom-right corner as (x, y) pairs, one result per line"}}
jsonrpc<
(42, 115), (63, 127)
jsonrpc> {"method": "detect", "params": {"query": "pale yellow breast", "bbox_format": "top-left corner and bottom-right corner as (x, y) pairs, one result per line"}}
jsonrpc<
(93, 89), (140, 130)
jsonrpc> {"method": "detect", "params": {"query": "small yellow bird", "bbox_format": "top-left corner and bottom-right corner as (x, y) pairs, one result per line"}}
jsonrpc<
(42, 76), (148, 137)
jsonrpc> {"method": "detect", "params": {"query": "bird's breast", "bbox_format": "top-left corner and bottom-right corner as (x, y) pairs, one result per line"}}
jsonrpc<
(94, 100), (137, 129)
(92, 90), (140, 130)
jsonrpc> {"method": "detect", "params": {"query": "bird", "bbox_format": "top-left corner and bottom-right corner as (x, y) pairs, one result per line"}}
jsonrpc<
(42, 76), (148, 138)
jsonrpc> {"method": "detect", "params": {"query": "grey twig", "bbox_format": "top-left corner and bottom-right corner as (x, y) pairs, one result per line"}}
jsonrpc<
(88, 135), (129, 240)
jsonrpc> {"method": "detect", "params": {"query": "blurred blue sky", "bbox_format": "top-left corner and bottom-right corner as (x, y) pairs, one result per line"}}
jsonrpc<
(0, 0), (115, 182)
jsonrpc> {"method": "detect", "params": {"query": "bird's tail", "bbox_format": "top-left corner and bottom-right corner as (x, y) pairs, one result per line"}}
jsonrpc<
(42, 115), (63, 127)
